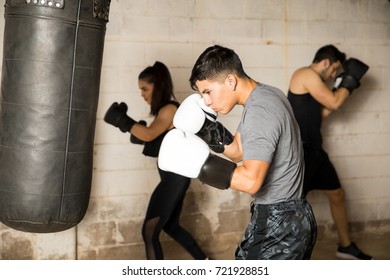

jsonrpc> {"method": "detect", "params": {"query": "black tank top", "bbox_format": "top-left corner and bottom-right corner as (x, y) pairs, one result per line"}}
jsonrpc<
(287, 91), (322, 149)
(142, 100), (180, 157)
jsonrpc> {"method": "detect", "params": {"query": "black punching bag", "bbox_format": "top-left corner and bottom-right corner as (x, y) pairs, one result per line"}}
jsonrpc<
(0, 0), (111, 233)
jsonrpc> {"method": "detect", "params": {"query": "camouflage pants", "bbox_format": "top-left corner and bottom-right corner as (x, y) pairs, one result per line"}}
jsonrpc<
(235, 198), (317, 260)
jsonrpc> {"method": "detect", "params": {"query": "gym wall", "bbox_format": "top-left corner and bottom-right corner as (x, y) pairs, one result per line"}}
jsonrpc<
(0, 0), (389, 260)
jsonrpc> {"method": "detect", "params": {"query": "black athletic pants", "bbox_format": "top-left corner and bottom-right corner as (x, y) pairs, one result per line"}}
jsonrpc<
(142, 167), (206, 260)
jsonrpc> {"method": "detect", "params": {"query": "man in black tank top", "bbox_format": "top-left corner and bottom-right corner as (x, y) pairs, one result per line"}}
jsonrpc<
(288, 45), (372, 260)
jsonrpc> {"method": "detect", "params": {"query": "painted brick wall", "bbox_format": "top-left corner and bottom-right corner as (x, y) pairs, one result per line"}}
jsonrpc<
(0, 0), (389, 260)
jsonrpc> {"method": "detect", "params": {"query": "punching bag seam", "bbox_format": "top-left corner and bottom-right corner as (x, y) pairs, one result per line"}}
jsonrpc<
(0, 186), (89, 196)
(5, 13), (78, 25)
(59, 0), (82, 220)
(0, 144), (90, 154)
(6, 220), (69, 225)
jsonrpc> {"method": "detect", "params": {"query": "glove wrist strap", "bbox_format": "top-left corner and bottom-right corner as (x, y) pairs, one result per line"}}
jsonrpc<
(119, 116), (136, 133)
(198, 154), (236, 190)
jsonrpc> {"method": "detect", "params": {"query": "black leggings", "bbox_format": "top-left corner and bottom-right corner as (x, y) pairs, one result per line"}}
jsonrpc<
(142, 168), (206, 260)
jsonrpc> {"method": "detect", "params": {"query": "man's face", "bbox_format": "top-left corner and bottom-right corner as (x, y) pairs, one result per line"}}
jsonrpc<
(195, 76), (235, 115)
(322, 61), (342, 81)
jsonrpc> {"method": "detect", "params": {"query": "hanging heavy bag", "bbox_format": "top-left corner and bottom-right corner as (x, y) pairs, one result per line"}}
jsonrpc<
(0, 0), (111, 233)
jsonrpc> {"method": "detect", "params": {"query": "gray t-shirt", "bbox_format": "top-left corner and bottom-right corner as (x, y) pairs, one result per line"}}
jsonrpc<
(237, 83), (304, 204)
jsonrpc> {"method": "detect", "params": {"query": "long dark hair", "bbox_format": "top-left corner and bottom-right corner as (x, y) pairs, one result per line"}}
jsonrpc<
(138, 61), (176, 116)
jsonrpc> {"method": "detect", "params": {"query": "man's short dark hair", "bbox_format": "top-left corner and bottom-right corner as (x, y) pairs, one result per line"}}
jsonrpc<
(313, 45), (346, 64)
(189, 45), (248, 91)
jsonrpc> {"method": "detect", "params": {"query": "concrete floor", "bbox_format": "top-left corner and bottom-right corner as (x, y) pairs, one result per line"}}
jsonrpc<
(311, 232), (390, 260)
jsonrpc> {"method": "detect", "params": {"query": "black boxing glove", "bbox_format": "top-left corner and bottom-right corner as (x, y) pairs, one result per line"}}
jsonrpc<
(337, 58), (369, 94)
(104, 102), (136, 133)
(130, 120), (147, 144)
(196, 116), (234, 153)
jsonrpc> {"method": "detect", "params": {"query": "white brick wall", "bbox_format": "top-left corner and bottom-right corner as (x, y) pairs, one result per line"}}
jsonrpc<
(0, 0), (389, 259)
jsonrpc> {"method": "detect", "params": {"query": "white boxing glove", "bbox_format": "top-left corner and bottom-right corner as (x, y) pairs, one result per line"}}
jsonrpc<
(198, 96), (219, 121)
(158, 128), (237, 190)
(158, 128), (210, 178)
(173, 93), (206, 134)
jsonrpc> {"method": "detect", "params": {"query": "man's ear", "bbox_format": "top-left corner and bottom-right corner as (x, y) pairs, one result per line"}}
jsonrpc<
(225, 74), (237, 90)
(322, 58), (331, 69)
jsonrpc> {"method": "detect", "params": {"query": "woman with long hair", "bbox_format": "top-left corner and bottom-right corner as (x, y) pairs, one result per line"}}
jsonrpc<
(104, 61), (208, 260)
